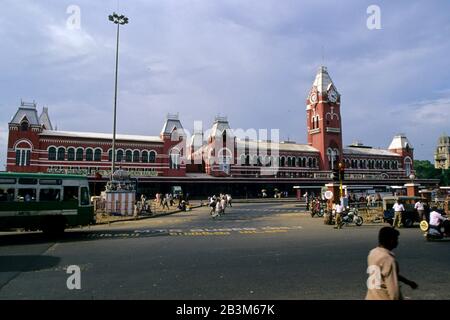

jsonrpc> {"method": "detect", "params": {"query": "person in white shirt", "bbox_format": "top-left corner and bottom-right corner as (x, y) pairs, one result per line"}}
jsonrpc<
(334, 201), (345, 229)
(414, 200), (426, 221)
(429, 207), (447, 230)
(392, 200), (405, 229)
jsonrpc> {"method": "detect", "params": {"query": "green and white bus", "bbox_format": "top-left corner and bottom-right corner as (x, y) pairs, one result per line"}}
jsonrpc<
(0, 172), (95, 235)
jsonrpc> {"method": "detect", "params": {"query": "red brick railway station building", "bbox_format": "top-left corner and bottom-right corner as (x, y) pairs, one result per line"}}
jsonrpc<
(5, 66), (434, 197)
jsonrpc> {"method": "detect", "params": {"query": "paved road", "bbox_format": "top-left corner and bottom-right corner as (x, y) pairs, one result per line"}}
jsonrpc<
(0, 202), (449, 300)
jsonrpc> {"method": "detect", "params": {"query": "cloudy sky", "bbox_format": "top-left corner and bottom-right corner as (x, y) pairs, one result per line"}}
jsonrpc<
(1, 0), (449, 168)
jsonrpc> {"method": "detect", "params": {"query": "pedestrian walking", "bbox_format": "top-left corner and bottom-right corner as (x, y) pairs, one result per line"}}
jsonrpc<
(334, 201), (344, 229)
(414, 199), (426, 221)
(226, 194), (232, 207)
(366, 227), (418, 300)
(392, 200), (405, 228)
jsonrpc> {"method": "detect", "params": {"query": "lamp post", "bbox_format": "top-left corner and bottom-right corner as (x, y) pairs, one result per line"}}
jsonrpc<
(108, 12), (129, 179)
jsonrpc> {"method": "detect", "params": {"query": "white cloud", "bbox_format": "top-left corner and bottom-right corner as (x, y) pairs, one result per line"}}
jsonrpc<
(407, 98), (450, 126)
(44, 24), (98, 62)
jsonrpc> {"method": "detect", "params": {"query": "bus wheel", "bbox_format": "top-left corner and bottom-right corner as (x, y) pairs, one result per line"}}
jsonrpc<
(42, 217), (66, 237)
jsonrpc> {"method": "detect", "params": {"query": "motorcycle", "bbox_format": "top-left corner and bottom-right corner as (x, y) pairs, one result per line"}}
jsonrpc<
(336, 207), (364, 227)
(420, 219), (450, 241)
(310, 200), (325, 217)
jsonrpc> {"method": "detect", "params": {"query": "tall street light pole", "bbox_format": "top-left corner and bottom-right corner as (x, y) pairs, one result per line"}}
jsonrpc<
(108, 12), (129, 179)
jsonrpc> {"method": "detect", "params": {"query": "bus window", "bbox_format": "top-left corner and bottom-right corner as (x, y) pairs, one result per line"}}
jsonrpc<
(18, 178), (37, 185)
(64, 186), (79, 201)
(80, 187), (90, 205)
(0, 188), (15, 202)
(18, 189), (36, 202)
(0, 178), (16, 184)
(40, 179), (62, 185)
(39, 188), (61, 201)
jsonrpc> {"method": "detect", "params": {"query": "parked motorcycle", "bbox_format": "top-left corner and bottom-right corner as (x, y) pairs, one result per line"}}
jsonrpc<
(337, 207), (364, 227)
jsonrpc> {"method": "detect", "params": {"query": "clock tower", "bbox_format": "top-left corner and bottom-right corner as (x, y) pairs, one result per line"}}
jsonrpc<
(306, 66), (343, 171)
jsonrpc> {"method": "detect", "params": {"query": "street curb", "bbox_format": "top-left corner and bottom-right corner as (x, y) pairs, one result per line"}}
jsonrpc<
(94, 205), (203, 226)
(233, 199), (304, 204)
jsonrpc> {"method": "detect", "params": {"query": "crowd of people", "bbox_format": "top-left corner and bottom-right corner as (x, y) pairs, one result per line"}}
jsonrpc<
(134, 192), (191, 216)
(208, 194), (232, 217)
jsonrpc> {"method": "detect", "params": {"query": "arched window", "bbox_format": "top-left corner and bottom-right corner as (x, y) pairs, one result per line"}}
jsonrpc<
(76, 148), (83, 161)
(94, 149), (102, 162)
(313, 158), (317, 168)
(142, 151), (148, 163)
(86, 149), (93, 161)
(149, 151), (156, 163)
(125, 150), (132, 162)
(108, 150), (113, 162)
(48, 147), (56, 160)
(57, 147), (65, 161)
(265, 155), (272, 167)
(239, 154), (245, 166)
(308, 158), (313, 168)
(67, 148), (75, 161)
(170, 149), (180, 170)
(133, 150), (140, 162)
(15, 148), (31, 166)
(117, 150), (124, 162)
(280, 157), (285, 167)
(404, 157), (412, 177)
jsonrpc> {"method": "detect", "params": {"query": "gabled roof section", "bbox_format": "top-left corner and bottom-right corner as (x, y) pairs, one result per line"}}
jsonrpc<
(209, 116), (232, 139)
(161, 113), (184, 136)
(388, 134), (413, 150)
(39, 107), (53, 130)
(10, 101), (40, 125)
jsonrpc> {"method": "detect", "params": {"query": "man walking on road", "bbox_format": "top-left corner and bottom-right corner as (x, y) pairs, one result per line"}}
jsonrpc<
(366, 227), (418, 300)
(392, 200), (405, 228)
(414, 199), (426, 221)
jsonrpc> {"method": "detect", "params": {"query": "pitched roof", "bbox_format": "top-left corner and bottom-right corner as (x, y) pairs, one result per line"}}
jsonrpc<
(40, 130), (162, 143)
(39, 107), (53, 130)
(388, 134), (413, 150)
(10, 103), (40, 125)
(236, 139), (319, 153)
(312, 66), (338, 94)
(344, 147), (400, 157)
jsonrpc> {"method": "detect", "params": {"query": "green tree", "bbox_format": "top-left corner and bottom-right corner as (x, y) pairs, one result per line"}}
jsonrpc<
(414, 160), (450, 185)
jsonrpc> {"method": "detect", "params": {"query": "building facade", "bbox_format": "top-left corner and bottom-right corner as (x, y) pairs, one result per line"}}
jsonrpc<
(435, 134), (450, 169)
(6, 67), (420, 196)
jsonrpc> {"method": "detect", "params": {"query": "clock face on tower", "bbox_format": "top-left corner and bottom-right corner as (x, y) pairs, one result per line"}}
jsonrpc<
(328, 88), (338, 103)
(309, 92), (318, 104)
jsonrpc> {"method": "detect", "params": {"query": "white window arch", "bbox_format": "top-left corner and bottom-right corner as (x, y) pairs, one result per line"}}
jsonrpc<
(15, 140), (32, 166)
(132, 149), (140, 163)
(76, 147), (84, 161)
(170, 148), (181, 169)
(85, 148), (94, 161)
(149, 150), (157, 163)
(404, 157), (413, 177)
(94, 148), (102, 162)
(218, 148), (232, 164)
(57, 147), (66, 161)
